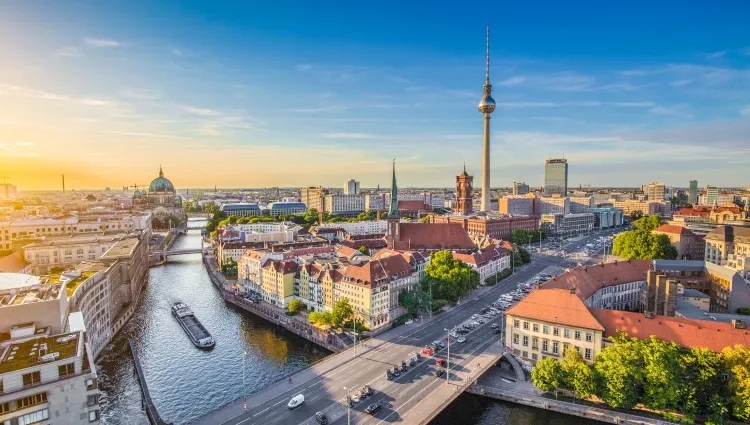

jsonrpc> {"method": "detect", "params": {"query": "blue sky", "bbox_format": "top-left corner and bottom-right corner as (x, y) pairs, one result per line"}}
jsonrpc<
(0, 0), (749, 190)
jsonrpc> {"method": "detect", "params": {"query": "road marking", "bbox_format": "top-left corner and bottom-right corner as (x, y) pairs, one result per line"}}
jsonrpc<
(251, 406), (271, 417)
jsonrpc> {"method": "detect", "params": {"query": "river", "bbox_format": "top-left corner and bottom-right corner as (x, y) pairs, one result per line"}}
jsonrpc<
(97, 219), (592, 425)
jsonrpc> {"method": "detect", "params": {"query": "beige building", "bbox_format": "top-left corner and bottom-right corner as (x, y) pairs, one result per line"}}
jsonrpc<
(261, 261), (297, 307)
(22, 233), (139, 275)
(0, 274), (68, 335)
(300, 187), (330, 212)
(0, 329), (101, 425)
(609, 199), (671, 217)
(652, 224), (704, 260)
(505, 288), (605, 366)
(339, 264), (391, 330)
(704, 225), (750, 268)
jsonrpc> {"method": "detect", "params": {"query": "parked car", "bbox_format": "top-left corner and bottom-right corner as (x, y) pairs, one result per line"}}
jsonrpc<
(401, 361), (408, 372)
(363, 385), (373, 396)
(436, 358), (447, 367)
(422, 347), (434, 356)
(365, 403), (382, 415)
(434, 369), (446, 377)
(491, 323), (499, 329)
(288, 394), (305, 410)
(457, 337), (466, 343)
(385, 369), (393, 380)
(392, 366), (400, 376)
(493, 329), (501, 334)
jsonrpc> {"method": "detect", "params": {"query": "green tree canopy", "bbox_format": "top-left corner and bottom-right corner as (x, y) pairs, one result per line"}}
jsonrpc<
(632, 215), (663, 232)
(358, 245), (370, 256)
(398, 285), (430, 316)
(722, 345), (750, 421)
(331, 298), (354, 328)
(287, 298), (305, 314)
(560, 349), (595, 400)
(612, 230), (678, 260)
(423, 250), (480, 303)
(531, 358), (564, 393)
(309, 311), (334, 327)
(593, 332), (645, 409)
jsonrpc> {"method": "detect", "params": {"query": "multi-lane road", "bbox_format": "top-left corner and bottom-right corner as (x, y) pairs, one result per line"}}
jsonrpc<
(210, 232), (612, 425)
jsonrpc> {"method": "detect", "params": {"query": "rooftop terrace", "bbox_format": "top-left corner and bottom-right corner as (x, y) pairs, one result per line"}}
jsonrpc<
(0, 331), (80, 374)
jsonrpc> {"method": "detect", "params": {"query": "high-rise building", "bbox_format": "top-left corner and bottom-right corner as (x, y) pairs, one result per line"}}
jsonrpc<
(646, 181), (666, 201)
(0, 183), (17, 200)
(512, 182), (529, 195)
(300, 187), (330, 212)
(455, 166), (474, 215)
(689, 180), (698, 205)
(544, 159), (568, 196)
(705, 185), (719, 206)
(344, 179), (360, 195)
(478, 25), (496, 212)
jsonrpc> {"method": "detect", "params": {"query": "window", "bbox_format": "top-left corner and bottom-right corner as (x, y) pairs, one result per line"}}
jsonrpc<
(15, 409), (50, 425)
(87, 394), (99, 406)
(585, 348), (592, 360)
(513, 334), (519, 344)
(0, 402), (9, 414)
(553, 327), (560, 336)
(513, 319), (520, 328)
(542, 340), (548, 352)
(532, 337), (539, 350)
(552, 342), (559, 355)
(531, 353), (538, 361)
(58, 363), (75, 377)
(532, 323), (539, 332)
(522, 336), (529, 346)
(16, 392), (47, 409)
(542, 325), (549, 334)
(523, 321), (529, 330)
(585, 332), (592, 342)
(89, 410), (100, 422)
(574, 331), (581, 340)
(564, 329), (570, 338)
(22, 371), (41, 387)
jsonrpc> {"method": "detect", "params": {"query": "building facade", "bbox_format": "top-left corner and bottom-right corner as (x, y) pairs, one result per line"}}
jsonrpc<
(323, 194), (365, 216)
(498, 195), (535, 216)
(512, 182), (530, 196)
(538, 196), (570, 215)
(455, 167), (474, 216)
(540, 213), (595, 236)
(266, 202), (307, 217)
(569, 196), (594, 213)
(431, 215), (539, 241)
(689, 180), (698, 205)
(300, 187), (330, 212)
(544, 159), (568, 197)
(221, 203), (262, 218)
(645, 181), (666, 201)
(589, 207), (625, 229)
(344, 179), (360, 196)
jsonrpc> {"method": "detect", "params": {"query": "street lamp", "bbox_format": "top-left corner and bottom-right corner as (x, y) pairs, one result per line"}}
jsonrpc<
(444, 328), (451, 384)
(538, 229), (543, 251)
(343, 387), (351, 425)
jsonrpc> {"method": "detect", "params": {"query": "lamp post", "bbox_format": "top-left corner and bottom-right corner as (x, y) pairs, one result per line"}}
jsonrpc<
(444, 328), (451, 384)
(343, 387), (351, 425)
(538, 229), (543, 251)
(429, 279), (433, 320)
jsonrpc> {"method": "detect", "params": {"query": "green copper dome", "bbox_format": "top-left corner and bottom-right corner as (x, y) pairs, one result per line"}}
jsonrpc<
(148, 165), (175, 193)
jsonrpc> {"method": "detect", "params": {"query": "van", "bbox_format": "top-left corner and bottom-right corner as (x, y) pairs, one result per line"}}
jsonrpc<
(288, 394), (305, 409)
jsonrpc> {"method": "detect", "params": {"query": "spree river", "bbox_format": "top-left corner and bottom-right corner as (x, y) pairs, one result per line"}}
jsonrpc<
(97, 219), (591, 425)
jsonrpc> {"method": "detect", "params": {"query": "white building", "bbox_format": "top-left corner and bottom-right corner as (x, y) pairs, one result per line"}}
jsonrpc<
(22, 233), (140, 275)
(453, 247), (511, 284)
(225, 222), (300, 243)
(324, 194), (365, 215)
(317, 220), (387, 235)
(344, 179), (360, 195)
(569, 196), (594, 213)
(0, 328), (100, 424)
(538, 196), (570, 215)
(645, 181), (666, 202)
(364, 194), (387, 211)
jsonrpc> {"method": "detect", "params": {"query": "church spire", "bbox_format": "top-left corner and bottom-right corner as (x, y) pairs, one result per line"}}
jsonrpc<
(388, 159), (400, 218)
(159, 164), (164, 177)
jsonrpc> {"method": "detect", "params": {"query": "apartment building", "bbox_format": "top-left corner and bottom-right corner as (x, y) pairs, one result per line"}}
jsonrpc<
(452, 247), (510, 284)
(589, 207), (625, 229)
(609, 199), (672, 217)
(220, 203), (262, 218)
(344, 179), (360, 196)
(652, 224), (704, 260)
(317, 220), (387, 235)
(266, 202), (307, 217)
(512, 182), (530, 196)
(324, 194), (365, 216)
(22, 233), (139, 275)
(704, 225), (750, 269)
(261, 260), (297, 307)
(0, 329), (101, 425)
(538, 196), (570, 215)
(300, 187), (330, 212)
(497, 195), (535, 216)
(569, 196), (594, 213)
(645, 181), (666, 201)
(431, 215), (539, 240)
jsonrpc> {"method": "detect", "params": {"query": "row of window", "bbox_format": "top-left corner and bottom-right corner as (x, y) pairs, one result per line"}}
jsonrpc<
(514, 320), (593, 342)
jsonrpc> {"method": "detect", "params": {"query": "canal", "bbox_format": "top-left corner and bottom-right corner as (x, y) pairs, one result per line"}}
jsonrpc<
(97, 219), (591, 425)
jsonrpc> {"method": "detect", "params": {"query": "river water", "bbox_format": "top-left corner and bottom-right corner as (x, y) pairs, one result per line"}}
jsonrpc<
(97, 219), (590, 425)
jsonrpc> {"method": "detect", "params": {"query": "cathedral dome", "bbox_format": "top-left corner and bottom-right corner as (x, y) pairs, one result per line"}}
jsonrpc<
(148, 166), (175, 193)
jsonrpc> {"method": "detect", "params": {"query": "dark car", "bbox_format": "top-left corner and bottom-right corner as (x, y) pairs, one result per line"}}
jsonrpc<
(363, 385), (373, 395)
(315, 412), (329, 425)
(365, 403), (382, 415)
(401, 361), (408, 372)
(409, 357), (416, 367)
(392, 366), (400, 376)
(385, 370), (393, 380)
(493, 329), (501, 334)
(434, 369), (446, 377)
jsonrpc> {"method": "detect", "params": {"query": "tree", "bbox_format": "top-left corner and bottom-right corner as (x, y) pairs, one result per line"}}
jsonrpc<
(531, 358), (564, 393)
(331, 298), (354, 328)
(309, 311), (334, 327)
(641, 337), (685, 412)
(561, 349), (595, 400)
(612, 230), (677, 260)
(419, 214), (433, 223)
(737, 307), (750, 315)
(630, 210), (644, 220)
(358, 245), (370, 256)
(722, 345), (750, 421)
(632, 215), (662, 232)
(517, 246), (531, 264)
(682, 347), (728, 418)
(287, 299), (305, 314)
(512, 250), (524, 268)
(399, 286), (429, 316)
(424, 250), (480, 302)
(593, 332), (644, 409)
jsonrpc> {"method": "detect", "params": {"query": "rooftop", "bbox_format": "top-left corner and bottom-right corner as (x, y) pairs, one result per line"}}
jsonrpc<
(221, 203), (260, 212)
(505, 288), (605, 331)
(681, 288), (710, 298)
(0, 273), (42, 292)
(653, 224), (695, 236)
(0, 252), (30, 273)
(705, 225), (750, 243)
(0, 332), (81, 374)
(653, 259), (706, 272)
(392, 222), (476, 251)
(100, 237), (140, 259)
(541, 260), (652, 300)
(590, 308), (750, 353)
(22, 232), (136, 248)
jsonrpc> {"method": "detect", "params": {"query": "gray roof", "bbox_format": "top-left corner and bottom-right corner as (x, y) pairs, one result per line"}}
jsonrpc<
(676, 298), (748, 324)
(653, 259), (706, 272)
(681, 288), (710, 298)
(0, 273), (41, 291)
(221, 203), (260, 212)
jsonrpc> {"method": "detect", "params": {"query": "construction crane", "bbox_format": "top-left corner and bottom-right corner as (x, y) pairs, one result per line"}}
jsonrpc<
(129, 183), (147, 192)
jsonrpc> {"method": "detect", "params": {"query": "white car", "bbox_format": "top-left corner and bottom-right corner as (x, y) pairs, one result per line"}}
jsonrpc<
(457, 337), (466, 343)
(352, 394), (361, 403)
(471, 314), (478, 319)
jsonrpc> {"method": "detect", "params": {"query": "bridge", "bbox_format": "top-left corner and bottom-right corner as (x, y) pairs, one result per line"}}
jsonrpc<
(186, 225), (205, 230)
(165, 247), (203, 256)
(189, 257), (561, 425)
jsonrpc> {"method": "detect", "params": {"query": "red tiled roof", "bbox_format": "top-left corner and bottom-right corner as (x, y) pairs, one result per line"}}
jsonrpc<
(505, 288), (605, 331)
(398, 200), (430, 211)
(541, 260), (652, 301)
(675, 207), (710, 217)
(589, 309), (750, 353)
(392, 223), (476, 251)
(453, 247), (509, 267)
(653, 224), (695, 236)
(714, 205), (741, 214)
(0, 252), (30, 273)
(336, 245), (361, 259)
(343, 254), (413, 288)
(264, 260), (298, 274)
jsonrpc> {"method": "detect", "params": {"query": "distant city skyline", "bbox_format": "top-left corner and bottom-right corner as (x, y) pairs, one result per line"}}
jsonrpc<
(1, 1), (749, 190)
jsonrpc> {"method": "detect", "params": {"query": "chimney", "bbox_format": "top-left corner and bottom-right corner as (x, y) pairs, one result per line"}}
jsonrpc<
(644, 311), (655, 319)
(732, 319), (746, 329)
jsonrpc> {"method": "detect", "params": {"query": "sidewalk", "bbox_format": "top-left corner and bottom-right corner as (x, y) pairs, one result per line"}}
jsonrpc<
(190, 317), (432, 425)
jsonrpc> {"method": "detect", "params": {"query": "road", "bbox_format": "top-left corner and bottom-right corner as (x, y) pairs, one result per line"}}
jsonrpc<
(212, 232), (611, 425)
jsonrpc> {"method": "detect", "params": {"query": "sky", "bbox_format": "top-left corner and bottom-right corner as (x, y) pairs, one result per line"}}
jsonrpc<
(0, 0), (749, 191)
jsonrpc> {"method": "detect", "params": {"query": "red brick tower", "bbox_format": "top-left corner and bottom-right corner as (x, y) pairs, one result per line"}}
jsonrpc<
(456, 165), (474, 215)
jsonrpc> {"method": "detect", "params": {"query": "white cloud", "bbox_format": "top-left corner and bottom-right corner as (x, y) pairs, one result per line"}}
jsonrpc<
(122, 89), (161, 100)
(173, 48), (185, 56)
(649, 106), (693, 118)
(184, 106), (219, 116)
(321, 132), (387, 139)
(102, 131), (193, 140)
(0, 84), (121, 108)
(497, 76), (526, 86)
(296, 64), (314, 71)
(741, 106), (750, 116)
(704, 50), (727, 59)
(84, 38), (123, 47)
(55, 46), (84, 57)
